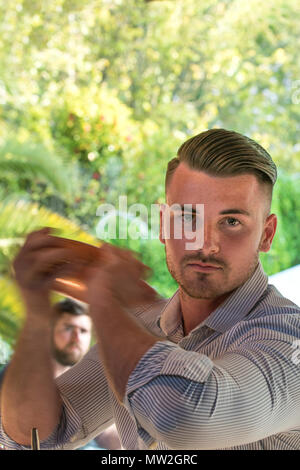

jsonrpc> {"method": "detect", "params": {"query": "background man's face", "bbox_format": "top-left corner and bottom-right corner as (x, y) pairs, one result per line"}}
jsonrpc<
(52, 313), (92, 366)
(161, 162), (277, 300)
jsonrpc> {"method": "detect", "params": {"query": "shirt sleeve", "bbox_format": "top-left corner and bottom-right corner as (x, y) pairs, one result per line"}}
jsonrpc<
(124, 316), (300, 450)
(0, 344), (114, 450)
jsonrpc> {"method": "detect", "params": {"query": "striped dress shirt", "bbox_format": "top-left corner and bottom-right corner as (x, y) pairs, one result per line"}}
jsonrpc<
(1, 260), (300, 450)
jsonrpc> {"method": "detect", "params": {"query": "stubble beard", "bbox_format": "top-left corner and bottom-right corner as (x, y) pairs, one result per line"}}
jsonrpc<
(53, 345), (82, 367)
(165, 247), (260, 300)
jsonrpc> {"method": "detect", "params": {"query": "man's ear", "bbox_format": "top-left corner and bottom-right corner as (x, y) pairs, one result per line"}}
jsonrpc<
(259, 213), (277, 252)
(159, 204), (166, 245)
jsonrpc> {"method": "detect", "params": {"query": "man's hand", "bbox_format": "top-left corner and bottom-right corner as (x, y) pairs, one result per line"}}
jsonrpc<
(12, 227), (101, 308)
(11, 229), (161, 406)
(83, 243), (159, 313)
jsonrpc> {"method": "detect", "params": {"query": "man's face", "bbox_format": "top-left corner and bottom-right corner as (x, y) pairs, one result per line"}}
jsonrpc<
(52, 313), (92, 367)
(160, 162), (277, 300)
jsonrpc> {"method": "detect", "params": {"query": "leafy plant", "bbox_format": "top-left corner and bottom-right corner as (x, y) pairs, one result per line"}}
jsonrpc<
(0, 197), (99, 347)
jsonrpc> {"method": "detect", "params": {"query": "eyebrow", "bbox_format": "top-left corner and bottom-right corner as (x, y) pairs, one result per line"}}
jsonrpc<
(219, 209), (251, 217)
(62, 323), (88, 331)
(177, 205), (201, 215)
(178, 205), (251, 217)
(179, 204), (251, 217)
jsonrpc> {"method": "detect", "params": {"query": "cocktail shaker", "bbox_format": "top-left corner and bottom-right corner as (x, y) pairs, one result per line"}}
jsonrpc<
(51, 238), (102, 302)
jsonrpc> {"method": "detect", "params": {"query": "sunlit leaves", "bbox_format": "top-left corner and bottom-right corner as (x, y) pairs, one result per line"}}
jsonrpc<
(0, 0), (299, 346)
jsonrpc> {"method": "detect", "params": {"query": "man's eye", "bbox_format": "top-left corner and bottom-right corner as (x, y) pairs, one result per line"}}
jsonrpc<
(224, 217), (241, 227)
(64, 326), (73, 332)
(172, 212), (193, 223)
(182, 213), (194, 223)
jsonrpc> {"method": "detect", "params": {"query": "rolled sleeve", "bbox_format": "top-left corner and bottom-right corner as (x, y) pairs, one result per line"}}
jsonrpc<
(124, 340), (214, 449)
(0, 345), (113, 450)
(124, 331), (300, 450)
(0, 395), (81, 450)
(126, 340), (213, 396)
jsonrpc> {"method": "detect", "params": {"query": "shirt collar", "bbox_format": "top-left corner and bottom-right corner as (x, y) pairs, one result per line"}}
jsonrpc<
(158, 290), (183, 338)
(159, 260), (268, 337)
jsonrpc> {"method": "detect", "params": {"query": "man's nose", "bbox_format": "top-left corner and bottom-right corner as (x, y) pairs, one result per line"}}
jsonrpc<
(198, 224), (220, 254)
(71, 328), (81, 342)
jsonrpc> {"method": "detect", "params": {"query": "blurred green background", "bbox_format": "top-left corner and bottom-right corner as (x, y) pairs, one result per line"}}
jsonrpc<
(0, 0), (300, 356)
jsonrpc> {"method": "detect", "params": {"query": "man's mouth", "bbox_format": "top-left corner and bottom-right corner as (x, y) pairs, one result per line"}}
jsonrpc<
(186, 262), (222, 272)
(67, 344), (81, 351)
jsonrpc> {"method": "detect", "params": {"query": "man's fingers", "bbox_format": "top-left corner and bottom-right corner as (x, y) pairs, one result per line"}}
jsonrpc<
(21, 236), (63, 254)
(15, 231), (153, 303)
(22, 227), (53, 245)
(18, 230), (102, 267)
(84, 262), (158, 309)
(30, 247), (79, 271)
(15, 246), (73, 270)
(13, 244), (90, 292)
(99, 243), (152, 279)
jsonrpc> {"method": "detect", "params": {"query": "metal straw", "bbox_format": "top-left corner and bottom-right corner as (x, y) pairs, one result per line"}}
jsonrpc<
(31, 428), (40, 450)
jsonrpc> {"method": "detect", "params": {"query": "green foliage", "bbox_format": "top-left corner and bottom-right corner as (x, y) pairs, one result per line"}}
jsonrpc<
(0, 195), (99, 346)
(260, 169), (300, 275)
(0, 278), (23, 349)
(0, 138), (76, 201)
(0, 0), (299, 346)
(0, 334), (12, 363)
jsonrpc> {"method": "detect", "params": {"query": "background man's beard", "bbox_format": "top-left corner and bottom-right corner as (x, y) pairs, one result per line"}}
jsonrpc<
(53, 346), (82, 367)
(165, 248), (260, 300)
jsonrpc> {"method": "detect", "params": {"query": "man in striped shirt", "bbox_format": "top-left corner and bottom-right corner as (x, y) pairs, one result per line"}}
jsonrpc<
(0, 129), (299, 449)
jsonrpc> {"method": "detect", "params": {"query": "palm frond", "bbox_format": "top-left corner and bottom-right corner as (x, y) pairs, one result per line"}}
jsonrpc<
(0, 139), (80, 202)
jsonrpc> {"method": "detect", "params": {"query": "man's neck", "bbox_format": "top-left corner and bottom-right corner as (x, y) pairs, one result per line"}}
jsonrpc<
(53, 360), (70, 379)
(179, 289), (231, 336)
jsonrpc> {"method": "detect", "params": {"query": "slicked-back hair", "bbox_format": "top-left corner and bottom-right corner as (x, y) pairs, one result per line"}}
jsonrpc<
(165, 129), (277, 215)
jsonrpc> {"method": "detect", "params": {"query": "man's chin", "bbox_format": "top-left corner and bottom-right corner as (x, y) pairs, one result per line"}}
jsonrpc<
(66, 352), (82, 365)
(179, 275), (230, 299)
(178, 274), (214, 297)
(180, 285), (219, 299)
(54, 349), (82, 367)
